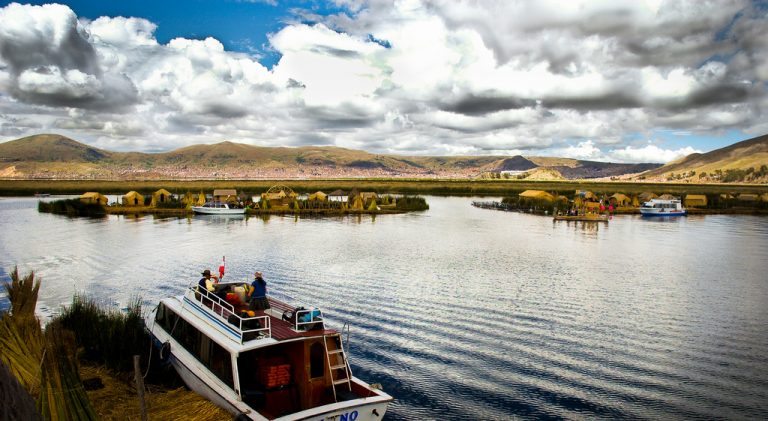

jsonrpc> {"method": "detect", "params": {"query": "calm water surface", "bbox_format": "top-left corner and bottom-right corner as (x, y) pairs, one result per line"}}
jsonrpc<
(1, 196), (767, 420)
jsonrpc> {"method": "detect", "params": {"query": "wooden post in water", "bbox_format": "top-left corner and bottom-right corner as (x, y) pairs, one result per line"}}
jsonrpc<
(133, 355), (148, 421)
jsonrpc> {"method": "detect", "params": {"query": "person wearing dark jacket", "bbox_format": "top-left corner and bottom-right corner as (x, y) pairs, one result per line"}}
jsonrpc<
(249, 271), (270, 310)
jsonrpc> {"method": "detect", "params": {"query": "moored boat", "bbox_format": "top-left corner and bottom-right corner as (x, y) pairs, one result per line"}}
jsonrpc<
(145, 282), (392, 420)
(192, 201), (246, 215)
(639, 198), (687, 216)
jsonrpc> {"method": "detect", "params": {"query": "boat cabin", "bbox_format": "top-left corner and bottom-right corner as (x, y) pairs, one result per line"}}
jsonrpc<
(149, 284), (390, 420)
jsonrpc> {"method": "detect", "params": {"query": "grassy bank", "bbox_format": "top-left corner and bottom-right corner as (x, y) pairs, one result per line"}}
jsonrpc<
(0, 268), (228, 420)
(2, 178), (767, 197)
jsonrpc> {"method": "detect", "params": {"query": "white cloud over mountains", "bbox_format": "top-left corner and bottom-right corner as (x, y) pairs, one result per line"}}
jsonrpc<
(0, 1), (766, 162)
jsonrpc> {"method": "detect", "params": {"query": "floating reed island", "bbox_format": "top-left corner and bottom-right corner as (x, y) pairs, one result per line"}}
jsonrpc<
(38, 185), (429, 217)
(0, 267), (228, 420)
(473, 189), (768, 217)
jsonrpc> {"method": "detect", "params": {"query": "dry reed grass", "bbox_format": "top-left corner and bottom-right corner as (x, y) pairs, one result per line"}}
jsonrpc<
(79, 364), (229, 421)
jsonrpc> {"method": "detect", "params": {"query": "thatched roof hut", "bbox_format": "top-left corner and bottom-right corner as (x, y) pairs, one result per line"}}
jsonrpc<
(519, 190), (555, 201)
(80, 192), (108, 205)
(308, 191), (327, 201)
(738, 193), (758, 202)
(151, 189), (172, 206)
(122, 191), (145, 206)
(657, 193), (677, 200)
(576, 190), (598, 201)
(639, 192), (657, 202)
(609, 193), (631, 206)
(683, 194), (708, 207)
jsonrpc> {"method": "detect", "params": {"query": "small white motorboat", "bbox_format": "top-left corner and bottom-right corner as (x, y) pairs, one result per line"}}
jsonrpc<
(192, 202), (246, 215)
(639, 198), (687, 216)
(146, 282), (392, 420)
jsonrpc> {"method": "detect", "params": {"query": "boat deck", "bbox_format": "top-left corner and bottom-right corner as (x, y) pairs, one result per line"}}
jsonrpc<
(186, 285), (336, 344)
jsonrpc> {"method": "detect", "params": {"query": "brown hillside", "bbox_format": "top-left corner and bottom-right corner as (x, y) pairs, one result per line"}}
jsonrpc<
(640, 133), (768, 181)
(0, 134), (112, 162)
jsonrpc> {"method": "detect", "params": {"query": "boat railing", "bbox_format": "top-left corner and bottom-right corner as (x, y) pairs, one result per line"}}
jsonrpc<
(294, 308), (324, 331)
(184, 287), (271, 343)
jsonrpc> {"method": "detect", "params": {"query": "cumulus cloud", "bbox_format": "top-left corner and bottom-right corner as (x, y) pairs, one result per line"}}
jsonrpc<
(0, 1), (766, 160)
(608, 143), (701, 163)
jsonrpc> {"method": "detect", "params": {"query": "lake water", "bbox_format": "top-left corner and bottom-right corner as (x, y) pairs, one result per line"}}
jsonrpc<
(1, 195), (767, 420)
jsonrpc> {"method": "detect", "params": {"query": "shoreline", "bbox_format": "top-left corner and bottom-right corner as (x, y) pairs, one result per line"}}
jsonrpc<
(2, 178), (767, 198)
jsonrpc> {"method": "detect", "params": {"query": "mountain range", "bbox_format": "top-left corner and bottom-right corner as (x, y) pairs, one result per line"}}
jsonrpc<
(0, 133), (764, 182)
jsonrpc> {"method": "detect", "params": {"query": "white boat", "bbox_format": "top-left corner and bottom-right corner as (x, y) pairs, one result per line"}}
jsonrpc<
(639, 198), (687, 216)
(192, 202), (246, 215)
(146, 283), (392, 421)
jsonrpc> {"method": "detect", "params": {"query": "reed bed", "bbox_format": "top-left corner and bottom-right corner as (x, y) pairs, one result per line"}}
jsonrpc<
(38, 199), (107, 217)
(4, 178), (767, 197)
(56, 295), (146, 373)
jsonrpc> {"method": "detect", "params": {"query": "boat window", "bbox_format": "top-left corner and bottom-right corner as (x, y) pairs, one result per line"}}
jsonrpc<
(166, 312), (235, 390)
(309, 342), (325, 379)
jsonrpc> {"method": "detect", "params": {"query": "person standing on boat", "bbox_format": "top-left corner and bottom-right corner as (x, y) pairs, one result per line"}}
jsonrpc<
(198, 269), (219, 295)
(249, 271), (270, 310)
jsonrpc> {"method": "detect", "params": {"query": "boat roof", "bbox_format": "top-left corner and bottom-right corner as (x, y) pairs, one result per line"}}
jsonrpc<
(159, 284), (337, 354)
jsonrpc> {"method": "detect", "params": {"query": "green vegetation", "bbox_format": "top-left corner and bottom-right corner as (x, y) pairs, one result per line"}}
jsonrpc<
(394, 195), (429, 211)
(57, 296), (146, 373)
(38, 198), (107, 217)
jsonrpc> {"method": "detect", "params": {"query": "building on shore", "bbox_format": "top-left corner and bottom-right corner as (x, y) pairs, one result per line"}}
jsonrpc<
(80, 192), (108, 205)
(151, 189), (172, 206)
(122, 191), (145, 206)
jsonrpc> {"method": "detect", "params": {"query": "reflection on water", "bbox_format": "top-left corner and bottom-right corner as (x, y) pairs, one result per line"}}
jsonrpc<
(1, 196), (767, 419)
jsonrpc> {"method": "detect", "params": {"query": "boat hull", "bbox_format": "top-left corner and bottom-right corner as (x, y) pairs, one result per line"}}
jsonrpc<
(191, 207), (246, 215)
(639, 209), (686, 216)
(146, 304), (392, 421)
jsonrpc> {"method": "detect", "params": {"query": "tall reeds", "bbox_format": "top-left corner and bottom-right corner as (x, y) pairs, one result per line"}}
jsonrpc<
(38, 199), (107, 217)
(57, 295), (146, 373)
(0, 267), (98, 420)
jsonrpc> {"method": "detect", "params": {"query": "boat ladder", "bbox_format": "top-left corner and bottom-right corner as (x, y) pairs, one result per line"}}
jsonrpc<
(323, 333), (352, 402)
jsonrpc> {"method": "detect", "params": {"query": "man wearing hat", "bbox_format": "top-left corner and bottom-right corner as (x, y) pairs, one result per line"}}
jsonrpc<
(198, 268), (219, 296)
(249, 271), (270, 310)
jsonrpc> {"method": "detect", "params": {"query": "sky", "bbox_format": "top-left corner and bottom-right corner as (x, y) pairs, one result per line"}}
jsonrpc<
(0, 1), (766, 163)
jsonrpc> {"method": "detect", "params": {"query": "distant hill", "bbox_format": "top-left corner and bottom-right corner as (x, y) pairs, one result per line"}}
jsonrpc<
(0, 134), (112, 162)
(0, 133), (663, 180)
(638, 133), (768, 183)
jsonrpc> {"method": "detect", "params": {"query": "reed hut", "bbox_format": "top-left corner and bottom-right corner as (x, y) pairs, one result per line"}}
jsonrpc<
(360, 192), (378, 207)
(181, 192), (196, 206)
(738, 193), (758, 202)
(213, 189), (238, 204)
(519, 190), (555, 202)
(576, 190), (598, 201)
(308, 191), (327, 202)
(122, 191), (144, 206)
(151, 188), (172, 206)
(609, 193), (632, 207)
(80, 192), (108, 205)
(351, 195), (364, 210)
(261, 185), (297, 208)
(639, 192), (657, 202)
(631, 195), (640, 207)
(683, 194), (708, 207)
(657, 193), (677, 200)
